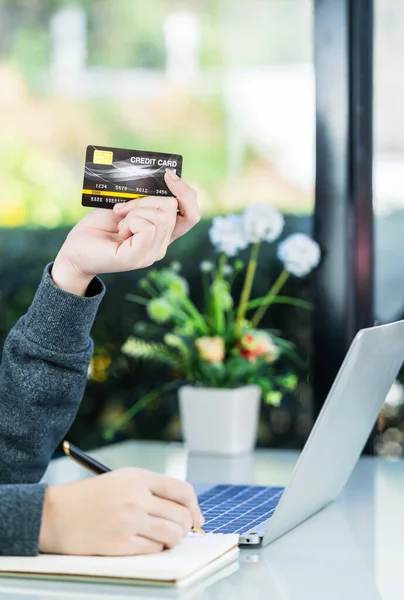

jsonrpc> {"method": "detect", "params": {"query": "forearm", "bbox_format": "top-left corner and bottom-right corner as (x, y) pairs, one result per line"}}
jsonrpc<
(0, 264), (105, 485)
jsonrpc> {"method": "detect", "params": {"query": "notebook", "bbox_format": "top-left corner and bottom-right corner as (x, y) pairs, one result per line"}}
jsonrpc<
(0, 559), (239, 600)
(0, 534), (239, 589)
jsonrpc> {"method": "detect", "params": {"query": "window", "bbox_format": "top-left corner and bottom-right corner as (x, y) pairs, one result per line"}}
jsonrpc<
(0, 0), (314, 449)
(374, 0), (404, 457)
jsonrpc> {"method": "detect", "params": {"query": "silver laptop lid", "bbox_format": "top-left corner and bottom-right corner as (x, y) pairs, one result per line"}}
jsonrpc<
(264, 319), (404, 546)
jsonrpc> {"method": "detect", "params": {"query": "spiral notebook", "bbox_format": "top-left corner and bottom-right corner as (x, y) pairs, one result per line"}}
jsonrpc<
(0, 534), (239, 589)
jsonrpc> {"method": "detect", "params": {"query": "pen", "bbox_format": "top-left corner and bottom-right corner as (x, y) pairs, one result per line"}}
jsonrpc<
(63, 440), (111, 475)
(62, 441), (206, 535)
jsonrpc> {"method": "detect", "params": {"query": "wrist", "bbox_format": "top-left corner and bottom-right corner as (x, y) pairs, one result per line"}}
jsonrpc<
(39, 487), (58, 554)
(52, 251), (93, 297)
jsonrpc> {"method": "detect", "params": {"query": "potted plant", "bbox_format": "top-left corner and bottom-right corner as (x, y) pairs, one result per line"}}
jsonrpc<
(106, 203), (320, 455)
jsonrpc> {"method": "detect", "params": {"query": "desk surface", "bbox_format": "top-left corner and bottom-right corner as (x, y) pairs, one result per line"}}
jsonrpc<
(1, 441), (404, 600)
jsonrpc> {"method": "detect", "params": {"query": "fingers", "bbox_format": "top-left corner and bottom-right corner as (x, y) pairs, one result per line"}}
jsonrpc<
(117, 215), (156, 242)
(117, 218), (157, 265)
(113, 196), (178, 217)
(138, 517), (185, 549)
(164, 171), (200, 241)
(113, 175), (200, 244)
(149, 496), (193, 535)
(116, 199), (178, 250)
(79, 206), (121, 232)
(131, 536), (165, 555)
(114, 201), (178, 269)
(147, 473), (204, 529)
(118, 207), (174, 249)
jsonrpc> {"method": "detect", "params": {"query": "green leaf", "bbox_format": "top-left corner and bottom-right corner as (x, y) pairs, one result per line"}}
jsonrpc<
(125, 293), (149, 306)
(278, 373), (299, 392)
(236, 295), (313, 312)
(224, 356), (257, 385)
(196, 360), (226, 386)
(252, 376), (273, 395)
(270, 335), (306, 368)
(265, 390), (283, 406)
(122, 337), (188, 372)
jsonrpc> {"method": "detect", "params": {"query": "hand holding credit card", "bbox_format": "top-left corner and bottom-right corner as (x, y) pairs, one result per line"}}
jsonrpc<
(52, 148), (199, 296)
(82, 145), (183, 209)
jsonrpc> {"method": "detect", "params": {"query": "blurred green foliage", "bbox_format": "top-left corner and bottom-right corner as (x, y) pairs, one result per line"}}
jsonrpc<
(0, 215), (313, 450)
(0, 0), (313, 229)
(91, 96), (228, 193)
(0, 136), (80, 227)
(0, 91), (229, 227)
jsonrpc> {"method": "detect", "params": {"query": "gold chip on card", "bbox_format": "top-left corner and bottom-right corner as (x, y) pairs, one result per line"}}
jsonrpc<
(93, 149), (113, 165)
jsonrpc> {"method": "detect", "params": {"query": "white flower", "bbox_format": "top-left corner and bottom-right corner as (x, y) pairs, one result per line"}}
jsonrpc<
(277, 233), (321, 277)
(200, 260), (214, 273)
(209, 214), (248, 257)
(243, 203), (284, 244)
(385, 381), (404, 408)
(223, 264), (233, 275)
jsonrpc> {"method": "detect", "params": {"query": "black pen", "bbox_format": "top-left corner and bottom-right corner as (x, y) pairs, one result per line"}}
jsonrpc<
(63, 440), (111, 475)
(62, 440), (206, 535)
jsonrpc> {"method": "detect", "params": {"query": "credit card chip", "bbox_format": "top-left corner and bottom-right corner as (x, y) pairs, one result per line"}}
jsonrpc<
(93, 149), (113, 165)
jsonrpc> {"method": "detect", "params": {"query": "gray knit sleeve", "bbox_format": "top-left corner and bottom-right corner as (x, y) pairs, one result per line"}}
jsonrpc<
(0, 263), (105, 555)
(0, 484), (46, 556)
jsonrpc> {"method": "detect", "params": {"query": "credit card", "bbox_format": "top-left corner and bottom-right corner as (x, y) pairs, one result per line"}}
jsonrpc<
(81, 145), (183, 209)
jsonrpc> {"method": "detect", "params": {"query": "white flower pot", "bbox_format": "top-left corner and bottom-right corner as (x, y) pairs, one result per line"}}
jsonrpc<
(178, 385), (261, 456)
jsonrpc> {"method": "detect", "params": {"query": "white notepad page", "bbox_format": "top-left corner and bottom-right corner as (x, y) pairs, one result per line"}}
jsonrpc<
(0, 534), (239, 587)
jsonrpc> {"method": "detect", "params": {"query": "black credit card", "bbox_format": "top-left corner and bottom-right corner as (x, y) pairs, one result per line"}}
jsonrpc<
(81, 145), (183, 209)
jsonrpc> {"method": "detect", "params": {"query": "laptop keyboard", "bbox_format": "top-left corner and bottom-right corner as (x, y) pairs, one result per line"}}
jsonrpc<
(198, 484), (284, 535)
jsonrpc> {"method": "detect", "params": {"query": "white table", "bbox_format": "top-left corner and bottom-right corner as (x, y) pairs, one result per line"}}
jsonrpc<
(1, 440), (403, 600)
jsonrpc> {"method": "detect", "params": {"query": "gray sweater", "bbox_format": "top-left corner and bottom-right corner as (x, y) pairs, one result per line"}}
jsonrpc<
(0, 264), (105, 555)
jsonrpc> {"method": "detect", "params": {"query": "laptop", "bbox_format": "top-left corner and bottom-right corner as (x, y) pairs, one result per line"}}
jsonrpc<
(194, 319), (404, 546)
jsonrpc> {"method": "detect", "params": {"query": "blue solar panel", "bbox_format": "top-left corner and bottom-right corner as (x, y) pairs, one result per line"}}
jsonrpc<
(198, 484), (284, 535)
